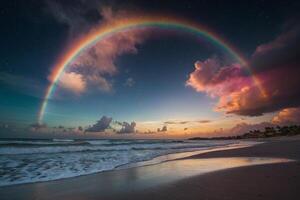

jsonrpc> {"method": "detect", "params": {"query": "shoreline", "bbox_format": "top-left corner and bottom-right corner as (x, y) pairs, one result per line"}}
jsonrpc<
(116, 140), (257, 170)
(0, 140), (255, 187)
(1, 137), (299, 200)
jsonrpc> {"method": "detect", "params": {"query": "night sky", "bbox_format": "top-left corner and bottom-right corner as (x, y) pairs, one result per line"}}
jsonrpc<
(0, 0), (299, 138)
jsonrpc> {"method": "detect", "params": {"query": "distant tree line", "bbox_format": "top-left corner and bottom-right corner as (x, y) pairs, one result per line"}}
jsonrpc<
(189, 125), (300, 140)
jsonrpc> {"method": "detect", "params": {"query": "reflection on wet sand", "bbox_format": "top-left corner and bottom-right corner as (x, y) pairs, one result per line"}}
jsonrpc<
(19, 157), (292, 200)
(133, 157), (294, 187)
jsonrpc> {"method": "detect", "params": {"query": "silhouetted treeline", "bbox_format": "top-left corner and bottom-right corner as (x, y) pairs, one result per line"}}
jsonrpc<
(189, 125), (300, 140)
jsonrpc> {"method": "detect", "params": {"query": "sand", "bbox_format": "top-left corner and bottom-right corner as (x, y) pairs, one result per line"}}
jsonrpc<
(0, 137), (299, 200)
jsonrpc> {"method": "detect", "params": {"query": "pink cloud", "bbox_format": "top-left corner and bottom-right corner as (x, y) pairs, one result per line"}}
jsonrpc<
(86, 74), (113, 92)
(59, 72), (86, 94)
(187, 22), (300, 116)
(186, 58), (260, 112)
(56, 6), (149, 94)
(272, 107), (300, 125)
(186, 58), (219, 92)
(70, 28), (146, 75)
(187, 58), (300, 116)
(186, 59), (247, 97)
(216, 66), (300, 116)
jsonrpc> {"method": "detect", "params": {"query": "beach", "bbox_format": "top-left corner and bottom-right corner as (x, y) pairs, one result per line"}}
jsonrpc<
(2, 1), (300, 199)
(0, 137), (299, 200)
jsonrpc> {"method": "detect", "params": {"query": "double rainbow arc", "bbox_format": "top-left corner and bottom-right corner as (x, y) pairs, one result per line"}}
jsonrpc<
(38, 16), (266, 124)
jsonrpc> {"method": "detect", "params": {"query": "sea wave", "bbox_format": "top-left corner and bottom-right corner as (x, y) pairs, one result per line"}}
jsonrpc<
(0, 140), (232, 155)
(0, 139), (246, 187)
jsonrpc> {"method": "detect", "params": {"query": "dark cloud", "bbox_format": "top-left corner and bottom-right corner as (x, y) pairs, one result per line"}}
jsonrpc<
(164, 120), (189, 125)
(143, 130), (156, 134)
(45, 0), (103, 38)
(187, 20), (300, 116)
(197, 120), (211, 123)
(251, 21), (300, 72)
(29, 123), (47, 131)
(85, 116), (112, 132)
(157, 125), (167, 132)
(161, 125), (167, 132)
(229, 22), (300, 116)
(117, 121), (136, 134)
(164, 120), (211, 125)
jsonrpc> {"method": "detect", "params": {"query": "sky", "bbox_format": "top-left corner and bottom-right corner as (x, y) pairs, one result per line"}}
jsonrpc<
(0, 0), (300, 139)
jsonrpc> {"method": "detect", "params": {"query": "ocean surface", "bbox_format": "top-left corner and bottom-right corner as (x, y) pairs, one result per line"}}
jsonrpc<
(0, 138), (250, 186)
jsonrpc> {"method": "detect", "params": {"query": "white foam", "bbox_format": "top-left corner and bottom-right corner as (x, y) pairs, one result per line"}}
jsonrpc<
(0, 139), (255, 187)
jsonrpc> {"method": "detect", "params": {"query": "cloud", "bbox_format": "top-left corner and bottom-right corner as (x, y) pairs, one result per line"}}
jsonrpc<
(143, 130), (156, 134)
(86, 74), (113, 92)
(157, 125), (167, 132)
(164, 120), (211, 125)
(197, 120), (211, 123)
(252, 20), (300, 72)
(187, 21), (300, 116)
(117, 121), (136, 134)
(272, 107), (300, 125)
(45, 0), (102, 38)
(124, 77), (135, 87)
(85, 118), (137, 134)
(186, 58), (247, 97)
(85, 116), (112, 132)
(78, 126), (83, 131)
(58, 72), (86, 94)
(47, 2), (149, 94)
(164, 120), (189, 125)
(29, 123), (47, 131)
(67, 24), (146, 93)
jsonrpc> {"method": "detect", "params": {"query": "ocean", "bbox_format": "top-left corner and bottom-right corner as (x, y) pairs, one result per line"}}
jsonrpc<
(0, 138), (250, 187)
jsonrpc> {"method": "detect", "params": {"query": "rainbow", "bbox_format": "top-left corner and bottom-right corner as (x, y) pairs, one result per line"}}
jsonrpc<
(38, 16), (266, 124)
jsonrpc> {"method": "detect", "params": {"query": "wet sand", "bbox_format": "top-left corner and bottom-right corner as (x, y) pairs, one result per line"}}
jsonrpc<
(1, 137), (300, 200)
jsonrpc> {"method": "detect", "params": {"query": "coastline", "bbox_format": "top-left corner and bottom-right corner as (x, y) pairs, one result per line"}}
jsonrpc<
(0, 136), (299, 200)
(0, 141), (253, 187)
